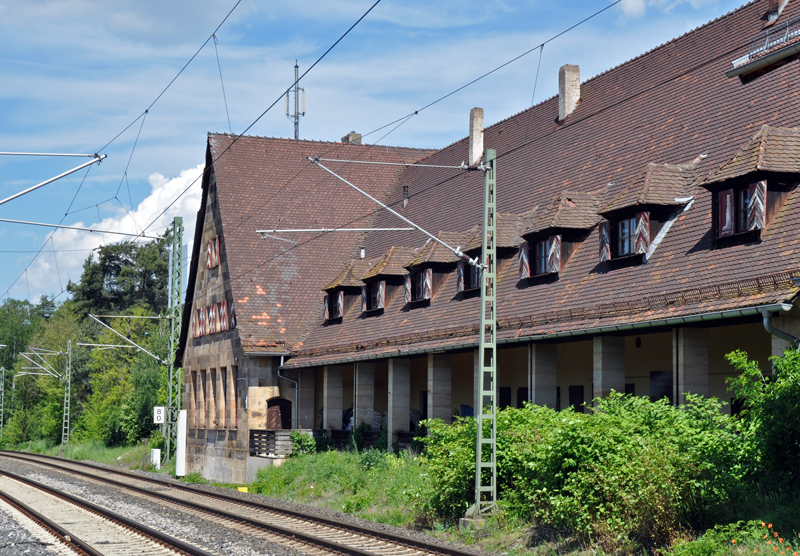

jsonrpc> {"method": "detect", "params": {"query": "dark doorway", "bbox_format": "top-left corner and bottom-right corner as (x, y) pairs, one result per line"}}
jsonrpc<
(649, 371), (673, 404)
(568, 385), (584, 413)
(267, 397), (292, 429)
(419, 391), (428, 420)
(499, 387), (512, 409)
(516, 387), (529, 408)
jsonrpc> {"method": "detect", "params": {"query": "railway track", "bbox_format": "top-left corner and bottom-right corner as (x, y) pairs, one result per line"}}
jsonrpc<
(0, 451), (483, 556)
(0, 468), (213, 555)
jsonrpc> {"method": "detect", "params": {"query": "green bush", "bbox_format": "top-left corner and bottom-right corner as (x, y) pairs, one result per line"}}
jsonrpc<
(415, 394), (741, 551)
(290, 430), (316, 456)
(727, 349), (800, 483)
(358, 449), (386, 470)
(670, 520), (765, 556)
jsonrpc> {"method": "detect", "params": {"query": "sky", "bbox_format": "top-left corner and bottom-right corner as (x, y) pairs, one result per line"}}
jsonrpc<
(0, 0), (750, 303)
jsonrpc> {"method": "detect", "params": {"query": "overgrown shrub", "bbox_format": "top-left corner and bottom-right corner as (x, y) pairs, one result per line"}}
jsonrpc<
(415, 394), (741, 551)
(358, 449), (386, 470)
(290, 430), (316, 456)
(726, 349), (800, 483)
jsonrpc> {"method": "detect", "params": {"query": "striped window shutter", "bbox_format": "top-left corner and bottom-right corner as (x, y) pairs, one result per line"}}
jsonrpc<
(215, 236), (221, 266)
(191, 310), (197, 338)
(718, 189), (735, 237)
(633, 212), (650, 254)
(219, 301), (228, 330)
(377, 280), (386, 309)
(422, 268), (433, 299)
(323, 294), (330, 320)
(206, 240), (213, 269)
(548, 235), (561, 274)
(198, 308), (206, 336)
(599, 221), (612, 262)
(519, 241), (530, 280)
(456, 261), (465, 292)
(748, 180), (767, 230)
(337, 290), (345, 317)
(404, 274), (412, 303)
(361, 285), (368, 312)
(229, 301), (237, 329)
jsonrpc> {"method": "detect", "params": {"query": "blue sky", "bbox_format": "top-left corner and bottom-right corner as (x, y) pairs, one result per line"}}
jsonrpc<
(0, 0), (748, 302)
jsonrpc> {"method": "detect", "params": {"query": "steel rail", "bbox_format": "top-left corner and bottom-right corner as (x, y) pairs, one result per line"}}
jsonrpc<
(0, 450), (482, 556)
(0, 488), (102, 556)
(0, 467), (213, 556)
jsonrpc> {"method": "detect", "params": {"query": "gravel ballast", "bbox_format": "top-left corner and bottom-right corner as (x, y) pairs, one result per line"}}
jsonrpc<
(0, 499), (67, 556)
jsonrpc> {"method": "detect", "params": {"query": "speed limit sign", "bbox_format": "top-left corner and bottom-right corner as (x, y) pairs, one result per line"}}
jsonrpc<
(153, 406), (166, 424)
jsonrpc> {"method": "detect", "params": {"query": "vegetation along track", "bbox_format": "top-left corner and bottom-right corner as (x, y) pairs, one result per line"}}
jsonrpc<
(0, 451), (481, 556)
(0, 468), (213, 555)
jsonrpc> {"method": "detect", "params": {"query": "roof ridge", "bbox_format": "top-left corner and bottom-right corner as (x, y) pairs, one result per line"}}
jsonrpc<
(207, 132), (438, 152)
(756, 123), (771, 170)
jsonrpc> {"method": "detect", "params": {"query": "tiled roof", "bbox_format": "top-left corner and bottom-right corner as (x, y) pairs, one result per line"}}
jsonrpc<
(408, 230), (476, 266)
(323, 258), (374, 290)
(524, 189), (604, 235)
(599, 160), (701, 215)
(702, 125), (800, 185)
(463, 211), (534, 251)
(178, 135), (435, 355)
(360, 246), (418, 279)
(288, 0), (800, 365)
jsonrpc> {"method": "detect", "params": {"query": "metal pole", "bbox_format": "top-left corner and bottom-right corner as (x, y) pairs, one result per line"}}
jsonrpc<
(61, 341), (72, 446)
(88, 315), (167, 365)
(294, 61), (300, 140)
(0, 367), (4, 438)
(0, 155), (106, 207)
(0, 217), (160, 239)
(469, 149), (498, 517)
(167, 216), (184, 461)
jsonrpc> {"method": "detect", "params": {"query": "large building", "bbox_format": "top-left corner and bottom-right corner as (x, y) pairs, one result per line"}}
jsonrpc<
(178, 0), (800, 483)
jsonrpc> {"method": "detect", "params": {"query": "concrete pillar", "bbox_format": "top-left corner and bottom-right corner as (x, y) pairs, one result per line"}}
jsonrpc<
(323, 365), (343, 430)
(530, 343), (558, 408)
(297, 368), (316, 430)
(354, 362), (375, 428)
(673, 328), (709, 404)
(593, 336), (625, 401)
(769, 308), (800, 363)
(195, 371), (205, 429)
(387, 359), (411, 452)
(428, 354), (452, 423)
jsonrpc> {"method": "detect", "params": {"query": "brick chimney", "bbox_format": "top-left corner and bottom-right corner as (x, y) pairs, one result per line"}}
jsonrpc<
(341, 131), (362, 145)
(558, 64), (580, 122)
(469, 107), (484, 166)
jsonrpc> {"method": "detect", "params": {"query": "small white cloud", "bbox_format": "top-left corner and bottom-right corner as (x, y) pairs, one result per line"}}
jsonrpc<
(16, 164), (203, 302)
(617, 0), (716, 17)
(620, 0), (647, 17)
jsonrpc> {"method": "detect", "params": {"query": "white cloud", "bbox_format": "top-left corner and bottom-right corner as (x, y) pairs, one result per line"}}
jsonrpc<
(13, 164), (203, 302)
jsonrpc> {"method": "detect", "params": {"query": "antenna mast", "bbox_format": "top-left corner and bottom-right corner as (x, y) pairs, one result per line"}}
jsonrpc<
(285, 60), (306, 140)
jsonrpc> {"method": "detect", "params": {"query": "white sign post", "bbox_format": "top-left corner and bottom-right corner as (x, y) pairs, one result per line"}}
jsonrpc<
(176, 410), (187, 477)
(153, 406), (166, 424)
(151, 448), (161, 470)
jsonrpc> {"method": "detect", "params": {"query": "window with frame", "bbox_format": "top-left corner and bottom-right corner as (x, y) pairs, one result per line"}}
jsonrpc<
(534, 240), (548, 275)
(362, 280), (385, 311)
(617, 217), (636, 257)
(717, 181), (766, 239)
(466, 261), (481, 290)
(413, 271), (425, 301)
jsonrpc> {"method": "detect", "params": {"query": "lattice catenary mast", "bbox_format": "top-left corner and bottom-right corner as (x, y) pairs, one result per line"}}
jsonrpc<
(285, 61), (306, 140)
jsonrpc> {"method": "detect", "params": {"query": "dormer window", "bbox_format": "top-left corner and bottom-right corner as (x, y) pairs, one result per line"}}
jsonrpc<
(323, 290), (344, 320)
(519, 236), (561, 279)
(534, 240), (548, 274)
(361, 280), (385, 312)
(717, 182), (765, 238)
(599, 212), (651, 262)
(404, 268), (433, 303)
(617, 217), (636, 257)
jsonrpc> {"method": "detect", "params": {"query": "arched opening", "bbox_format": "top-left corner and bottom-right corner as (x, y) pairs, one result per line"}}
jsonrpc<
(267, 397), (292, 430)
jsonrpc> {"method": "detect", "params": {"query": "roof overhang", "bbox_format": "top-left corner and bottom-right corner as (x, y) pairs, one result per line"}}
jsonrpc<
(726, 41), (800, 78)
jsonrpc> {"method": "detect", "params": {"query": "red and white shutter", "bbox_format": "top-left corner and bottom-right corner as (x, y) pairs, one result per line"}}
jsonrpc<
(377, 280), (386, 309)
(422, 268), (432, 300)
(548, 235), (561, 274)
(191, 310), (197, 338)
(633, 212), (650, 254)
(361, 285), (368, 312)
(323, 294), (330, 320)
(456, 261), (465, 292)
(219, 301), (228, 330)
(337, 290), (345, 317)
(718, 189), (735, 237)
(404, 274), (412, 303)
(207, 240), (213, 269)
(748, 180), (767, 231)
(518, 241), (530, 280)
(210, 305), (218, 334)
(599, 221), (612, 262)
(229, 301), (237, 329)
(214, 236), (221, 266)
(198, 308), (206, 336)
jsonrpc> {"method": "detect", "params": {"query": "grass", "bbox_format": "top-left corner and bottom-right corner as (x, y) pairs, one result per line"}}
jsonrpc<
(250, 449), (424, 528)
